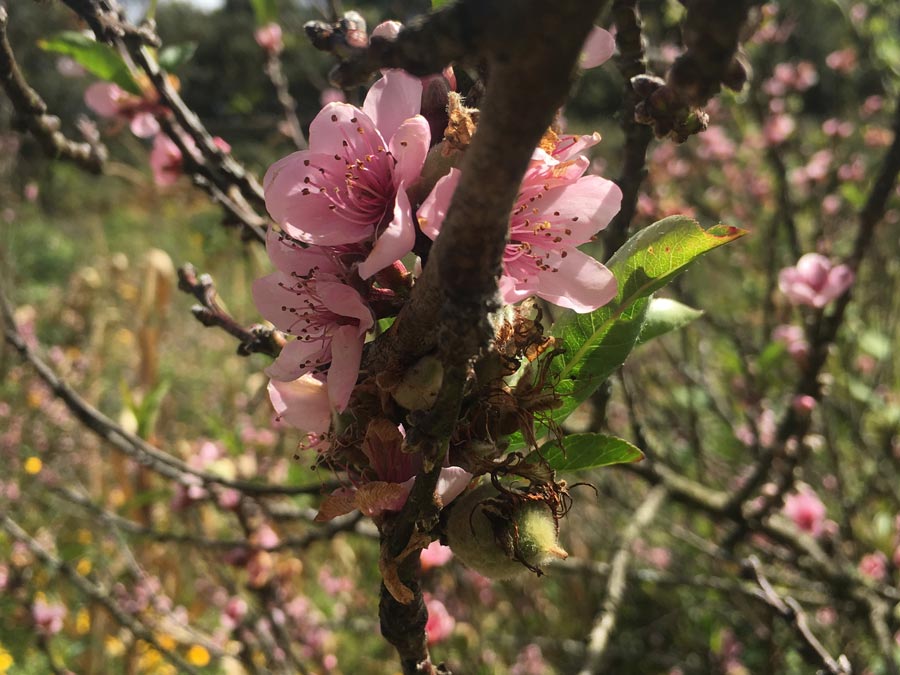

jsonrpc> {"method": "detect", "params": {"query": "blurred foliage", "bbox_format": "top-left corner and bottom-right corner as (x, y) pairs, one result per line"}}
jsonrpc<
(1, 0), (900, 674)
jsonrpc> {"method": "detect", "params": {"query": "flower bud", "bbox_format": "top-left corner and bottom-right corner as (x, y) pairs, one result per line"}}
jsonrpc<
(447, 484), (567, 579)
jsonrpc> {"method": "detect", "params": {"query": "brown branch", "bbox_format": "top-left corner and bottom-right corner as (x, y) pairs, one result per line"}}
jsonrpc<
(264, 53), (307, 150)
(744, 555), (853, 675)
(177, 264), (282, 358)
(577, 486), (668, 674)
(602, 0), (654, 260)
(0, 286), (330, 497)
(0, 6), (107, 172)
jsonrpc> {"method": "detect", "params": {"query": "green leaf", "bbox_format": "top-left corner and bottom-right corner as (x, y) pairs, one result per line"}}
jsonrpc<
(249, 0), (278, 25)
(432, 0), (451, 8)
(636, 297), (704, 345)
(136, 379), (171, 440)
(535, 433), (644, 473)
(508, 216), (745, 450)
(38, 32), (140, 95)
(158, 43), (197, 71)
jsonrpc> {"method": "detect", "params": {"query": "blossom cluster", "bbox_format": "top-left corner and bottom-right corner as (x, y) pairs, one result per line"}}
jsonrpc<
(255, 27), (621, 435)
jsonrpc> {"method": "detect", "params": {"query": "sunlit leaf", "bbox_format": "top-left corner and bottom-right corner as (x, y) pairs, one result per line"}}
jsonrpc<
(38, 32), (140, 95)
(636, 297), (704, 345)
(535, 433), (643, 473)
(158, 43), (197, 71)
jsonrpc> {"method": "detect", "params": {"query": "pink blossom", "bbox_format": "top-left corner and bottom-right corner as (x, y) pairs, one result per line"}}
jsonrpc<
(264, 69), (429, 279)
(371, 21), (402, 41)
(579, 27), (616, 69)
(33, 598), (66, 636)
(255, 22), (283, 54)
(764, 113), (795, 145)
(419, 140), (621, 312)
(510, 644), (549, 675)
(267, 374), (333, 434)
(149, 133), (231, 187)
(822, 118), (853, 138)
(698, 126), (736, 160)
(893, 545), (900, 568)
(779, 253), (854, 308)
(424, 594), (455, 644)
(56, 57), (86, 78)
(859, 551), (888, 581)
(253, 230), (374, 412)
(826, 47), (857, 73)
(772, 324), (809, 361)
(822, 194), (841, 215)
(792, 395), (817, 415)
(84, 82), (161, 138)
(420, 540), (453, 570)
(783, 487), (826, 536)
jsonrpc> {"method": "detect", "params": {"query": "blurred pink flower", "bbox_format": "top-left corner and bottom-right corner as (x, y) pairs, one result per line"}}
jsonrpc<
(424, 594), (455, 644)
(772, 324), (809, 362)
(56, 56), (86, 78)
(783, 487), (826, 536)
(779, 253), (854, 308)
(579, 26), (616, 69)
(264, 69), (428, 279)
(511, 644), (549, 675)
(791, 394), (817, 415)
(420, 540), (453, 570)
(822, 118), (853, 138)
(149, 133), (230, 187)
(84, 82), (162, 138)
(764, 113), (795, 145)
(253, 230), (374, 412)
(893, 545), (900, 568)
(371, 20), (402, 41)
(418, 140), (621, 312)
(698, 126), (736, 160)
(255, 22), (283, 54)
(33, 598), (66, 636)
(826, 48), (857, 73)
(859, 551), (888, 581)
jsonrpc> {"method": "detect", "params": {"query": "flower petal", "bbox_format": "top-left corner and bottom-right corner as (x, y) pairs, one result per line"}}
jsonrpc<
(263, 150), (375, 246)
(130, 112), (160, 138)
(308, 102), (386, 160)
(317, 281), (375, 332)
(580, 26), (616, 69)
(326, 324), (364, 411)
(435, 467), (473, 506)
(389, 116), (431, 188)
(265, 338), (329, 381)
(358, 187), (416, 279)
(417, 169), (460, 240)
(265, 229), (341, 277)
(534, 175), (623, 245)
(526, 248), (617, 313)
(267, 375), (332, 432)
(363, 70), (423, 142)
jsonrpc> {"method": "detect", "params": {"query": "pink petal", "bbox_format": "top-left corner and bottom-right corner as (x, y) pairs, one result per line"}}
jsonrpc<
(130, 112), (160, 138)
(358, 186), (415, 279)
(553, 133), (602, 161)
(251, 273), (305, 332)
(579, 26), (616, 69)
(316, 487), (360, 521)
(435, 467), (473, 506)
(308, 102), (385, 159)
(264, 150), (374, 245)
(534, 175), (623, 245)
(326, 325), (364, 411)
(362, 70), (423, 142)
(265, 229), (341, 277)
(317, 281), (375, 332)
(265, 338), (329, 382)
(417, 169), (460, 240)
(267, 375), (332, 432)
(84, 82), (124, 117)
(795, 253), (830, 289)
(520, 248), (617, 313)
(823, 265), (854, 299)
(389, 116), (431, 188)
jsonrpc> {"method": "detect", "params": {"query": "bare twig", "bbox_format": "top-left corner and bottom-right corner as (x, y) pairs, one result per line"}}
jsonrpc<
(577, 486), (668, 674)
(178, 264), (282, 358)
(0, 6), (107, 172)
(744, 555), (853, 675)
